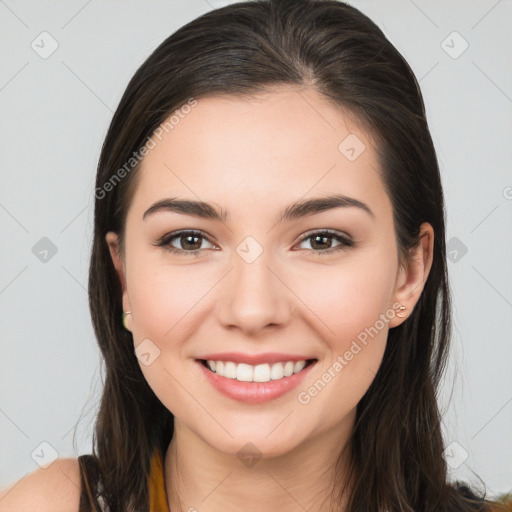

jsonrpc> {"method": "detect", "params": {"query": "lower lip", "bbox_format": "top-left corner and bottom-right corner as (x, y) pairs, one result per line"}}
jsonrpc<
(196, 360), (316, 404)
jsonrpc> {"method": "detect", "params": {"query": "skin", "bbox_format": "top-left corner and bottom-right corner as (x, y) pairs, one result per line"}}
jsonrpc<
(106, 86), (434, 512)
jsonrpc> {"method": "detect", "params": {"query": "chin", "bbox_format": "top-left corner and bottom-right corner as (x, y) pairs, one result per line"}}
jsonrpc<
(194, 417), (311, 461)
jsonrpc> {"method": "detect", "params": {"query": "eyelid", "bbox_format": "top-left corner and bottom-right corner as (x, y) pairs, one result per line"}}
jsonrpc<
(296, 228), (352, 243)
(156, 228), (355, 255)
(155, 229), (217, 250)
(294, 229), (355, 252)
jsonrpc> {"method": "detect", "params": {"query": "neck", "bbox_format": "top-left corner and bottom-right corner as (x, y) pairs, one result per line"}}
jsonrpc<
(164, 413), (355, 512)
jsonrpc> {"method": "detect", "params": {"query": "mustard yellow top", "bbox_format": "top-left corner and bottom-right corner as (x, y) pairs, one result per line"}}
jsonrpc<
(78, 448), (171, 511)
(82, 448), (512, 511)
(148, 447), (171, 512)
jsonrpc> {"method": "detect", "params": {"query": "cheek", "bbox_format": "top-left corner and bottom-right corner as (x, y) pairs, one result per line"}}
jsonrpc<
(126, 263), (210, 414)
(128, 261), (209, 342)
(292, 252), (397, 409)
(293, 261), (394, 423)
(294, 251), (396, 344)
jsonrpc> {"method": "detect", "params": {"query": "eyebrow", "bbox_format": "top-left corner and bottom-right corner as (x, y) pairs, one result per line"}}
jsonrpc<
(142, 194), (374, 223)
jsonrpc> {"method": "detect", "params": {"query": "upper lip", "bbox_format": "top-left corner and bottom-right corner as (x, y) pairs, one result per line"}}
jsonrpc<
(196, 352), (317, 365)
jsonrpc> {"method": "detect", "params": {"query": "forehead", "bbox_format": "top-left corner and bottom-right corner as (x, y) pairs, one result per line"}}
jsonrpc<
(130, 87), (389, 220)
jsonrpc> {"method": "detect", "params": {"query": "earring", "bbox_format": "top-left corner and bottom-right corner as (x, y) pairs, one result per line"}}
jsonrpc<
(396, 304), (407, 318)
(122, 311), (132, 330)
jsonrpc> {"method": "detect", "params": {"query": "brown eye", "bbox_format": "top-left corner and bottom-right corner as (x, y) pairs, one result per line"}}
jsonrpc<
(157, 230), (216, 255)
(156, 229), (355, 257)
(295, 230), (354, 255)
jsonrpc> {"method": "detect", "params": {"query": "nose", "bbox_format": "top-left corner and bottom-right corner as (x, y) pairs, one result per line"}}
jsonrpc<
(217, 247), (293, 336)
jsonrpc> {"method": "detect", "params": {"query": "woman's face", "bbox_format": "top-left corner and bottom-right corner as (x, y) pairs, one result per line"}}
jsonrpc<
(106, 86), (431, 459)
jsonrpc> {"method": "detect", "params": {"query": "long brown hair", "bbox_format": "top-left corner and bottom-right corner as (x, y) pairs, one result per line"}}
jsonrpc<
(84, 1), (501, 510)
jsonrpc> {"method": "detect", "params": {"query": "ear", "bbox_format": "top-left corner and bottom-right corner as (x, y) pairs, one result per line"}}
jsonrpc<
(105, 231), (133, 332)
(388, 222), (434, 328)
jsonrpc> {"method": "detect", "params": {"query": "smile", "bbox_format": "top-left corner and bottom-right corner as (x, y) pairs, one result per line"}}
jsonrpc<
(196, 357), (318, 404)
(201, 359), (315, 382)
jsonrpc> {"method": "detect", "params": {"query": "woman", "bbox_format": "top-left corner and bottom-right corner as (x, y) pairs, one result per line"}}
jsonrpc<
(1, 0), (509, 511)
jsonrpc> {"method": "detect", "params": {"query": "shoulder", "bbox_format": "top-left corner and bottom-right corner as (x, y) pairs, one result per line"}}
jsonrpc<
(0, 457), (81, 512)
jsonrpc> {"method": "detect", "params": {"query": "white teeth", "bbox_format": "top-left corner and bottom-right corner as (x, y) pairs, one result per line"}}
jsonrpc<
(253, 364), (270, 382)
(204, 359), (310, 382)
(270, 363), (283, 380)
(283, 361), (294, 377)
(236, 363), (253, 382)
(294, 360), (306, 373)
(224, 361), (237, 379)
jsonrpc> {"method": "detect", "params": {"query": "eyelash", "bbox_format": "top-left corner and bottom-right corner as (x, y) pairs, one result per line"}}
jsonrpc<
(155, 229), (355, 257)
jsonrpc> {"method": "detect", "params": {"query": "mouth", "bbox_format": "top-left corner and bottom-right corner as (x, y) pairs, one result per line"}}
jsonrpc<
(195, 357), (318, 404)
(197, 358), (317, 382)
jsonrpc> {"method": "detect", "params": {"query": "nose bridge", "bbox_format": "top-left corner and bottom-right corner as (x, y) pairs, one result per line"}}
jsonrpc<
(218, 234), (291, 332)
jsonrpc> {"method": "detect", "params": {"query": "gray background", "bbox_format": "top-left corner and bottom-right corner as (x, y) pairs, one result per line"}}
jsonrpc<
(1, 0), (511, 499)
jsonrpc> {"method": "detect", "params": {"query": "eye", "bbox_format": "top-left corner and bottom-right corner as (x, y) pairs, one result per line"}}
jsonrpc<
(156, 230), (217, 256)
(155, 229), (355, 257)
(294, 230), (355, 255)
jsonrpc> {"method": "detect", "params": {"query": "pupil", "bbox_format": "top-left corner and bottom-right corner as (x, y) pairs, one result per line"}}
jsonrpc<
(312, 234), (330, 250)
(184, 235), (200, 250)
